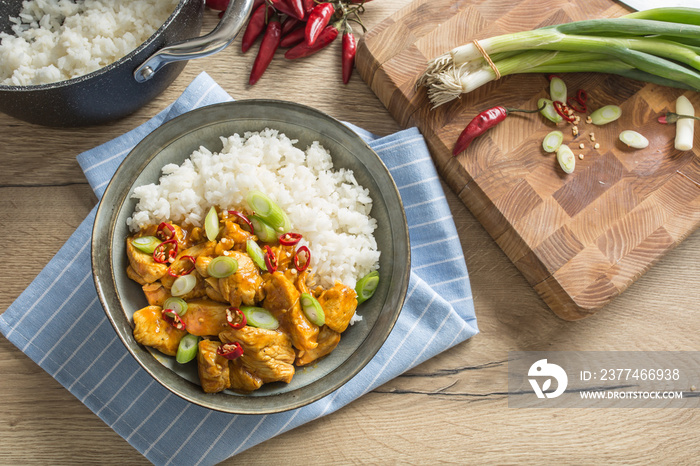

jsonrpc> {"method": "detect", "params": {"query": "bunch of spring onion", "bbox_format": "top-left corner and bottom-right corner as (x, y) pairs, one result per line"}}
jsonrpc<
(417, 7), (700, 108)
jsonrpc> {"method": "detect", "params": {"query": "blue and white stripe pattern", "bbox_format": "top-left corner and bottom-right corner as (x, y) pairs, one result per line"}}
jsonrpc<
(0, 72), (477, 465)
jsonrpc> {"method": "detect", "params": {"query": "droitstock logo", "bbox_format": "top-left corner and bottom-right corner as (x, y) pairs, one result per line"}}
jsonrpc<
(528, 359), (568, 399)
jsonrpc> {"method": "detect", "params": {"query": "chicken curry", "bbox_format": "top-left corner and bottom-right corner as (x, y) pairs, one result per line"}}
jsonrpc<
(126, 206), (362, 394)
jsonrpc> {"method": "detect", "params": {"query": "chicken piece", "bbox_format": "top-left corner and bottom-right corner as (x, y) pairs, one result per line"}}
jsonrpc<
(126, 237), (168, 284)
(204, 277), (227, 303)
(219, 326), (295, 384)
(132, 305), (186, 356)
(221, 221), (255, 251)
(181, 299), (230, 337)
(161, 241), (215, 289)
(142, 283), (170, 306)
(218, 251), (264, 308)
(126, 265), (147, 286)
(229, 358), (264, 392)
(192, 241), (217, 277)
(263, 271), (318, 352)
(296, 326), (341, 366)
(197, 340), (231, 393)
(317, 282), (358, 333)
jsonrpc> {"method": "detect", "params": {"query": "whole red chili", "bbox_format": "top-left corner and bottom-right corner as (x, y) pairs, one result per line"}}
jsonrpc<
(241, 3), (271, 53)
(264, 245), (278, 274)
(162, 309), (186, 331)
(281, 16), (300, 35)
(249, 13), (282, 85)
(217, 342), (244, 360)
(280, 26), (306, 48)
(285, 24), (339, 59)
(305, 3), (335, 46)
(453, 104), (545, 156)
(342, 30), (356, 85)
(167, 255), (196, 277)
(269, 0), (302, 19)
(294, 245), (310, 271)
(286, 0), (305, 20)
(156, 222), (175, 241)
(226, 307), (247, 329)
(302, 0), (315, 17)
(153, 238), (178, 264)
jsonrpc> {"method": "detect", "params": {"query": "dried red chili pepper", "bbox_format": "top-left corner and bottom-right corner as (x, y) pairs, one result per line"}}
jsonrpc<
(227, 210), (253, 233)
(226, 307), (247, 329)
(217, 341), (244, 360)
(453, 104), (546, 156)
(241, 3), (271, 53)
(249, 13), (282, 85)
(264, 245), (278, 274)
(342, 30), (356, 84)
(280, 26), (305, 48)
(156, 222), (175, 241)
(269, 0), (302, 19)
(162, 309), (186, 331)
(285, 24), (339, 59)
(153, 238), (178, 264)
(294, 245), (310, 271)
(553, 100), (575, 122)
(167, 255), (196, 277)
(286, 0), (305, 20)
(305, 3), (335, 46)
(279, 232), (302, 246)
(302, 0), (315, 17)
(281, 16), (300, 35)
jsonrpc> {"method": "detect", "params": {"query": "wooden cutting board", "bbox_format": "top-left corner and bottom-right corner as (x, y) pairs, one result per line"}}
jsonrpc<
(356, 0), (700, 320)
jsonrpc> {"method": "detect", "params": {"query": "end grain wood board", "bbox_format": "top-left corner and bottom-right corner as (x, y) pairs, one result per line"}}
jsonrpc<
(356, 0), (700, 320)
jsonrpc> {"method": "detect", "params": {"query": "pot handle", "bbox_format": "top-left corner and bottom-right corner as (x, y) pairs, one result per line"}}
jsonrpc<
(134, 0), (254, 83)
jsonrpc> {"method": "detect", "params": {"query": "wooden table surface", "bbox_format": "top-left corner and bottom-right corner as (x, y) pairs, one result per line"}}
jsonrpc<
(1, 2), (698, 464)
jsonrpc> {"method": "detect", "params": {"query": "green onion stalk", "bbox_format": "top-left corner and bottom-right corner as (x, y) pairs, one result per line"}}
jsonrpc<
(417, 8), (700, 108)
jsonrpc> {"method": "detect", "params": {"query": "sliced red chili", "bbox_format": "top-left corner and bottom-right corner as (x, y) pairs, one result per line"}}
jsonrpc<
(294, 245), (310, 272)
(217, 341), (244, 360)
(153, 238), (178, 264)
(279, 232), (302, 246)
(226, 307), (247, 329)
(228, 210), (254, 233)
(567, 96), (587, 113)
(553, 101), (575, 122)
(162, 309), (186, 331)
(576, 88), (588, 104)
(547, 74), (561, 81)
(167, 255), (196, 277)
(264, 245), (278, 274)
(156, 222), (176, 241)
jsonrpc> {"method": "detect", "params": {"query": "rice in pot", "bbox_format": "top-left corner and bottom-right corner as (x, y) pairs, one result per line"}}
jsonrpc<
(0, 0), (179, 86)
(127, 128), (381, 290)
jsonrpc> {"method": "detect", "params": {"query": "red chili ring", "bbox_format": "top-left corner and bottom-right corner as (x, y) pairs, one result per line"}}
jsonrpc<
(279, 232), (302, 246)
(156, 222), (176, 241)
(264, 245), (278, 274)
(226, 307), (247, 329)
(217, 341), (244, 360)
(294, 245), (310, 272)
(228, 210), (254, 233)
(552, 100), (575, 122)
(566, 96), (587, 114)
(576, 88), (588, 104)
(167, 255), (196, 277)
(153, 238), (179, 264)
(161, 309), (186, 331)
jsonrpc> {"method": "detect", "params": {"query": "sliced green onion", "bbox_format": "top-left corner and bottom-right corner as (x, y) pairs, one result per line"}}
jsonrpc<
(619, 130), (650, 149)
(356, 271), (379, 304)
(204, 206), (220, 241)
(542, 130), (564, 153)
(300, 293), (325, 326)
(176, 334), (200, 364)
(590, 105), (622, 125)
(131, 236), (160, 254)
(246, 191), (291, 233)
(171, 274), (197, 296)
(675, 95), (695, 151)
(246, 239), (267, 271)
(549, 76), (567, 103)
(249, 215), (278, 243)
(556, 145), (576, 174)
(240, 306), (279, 330)
(538, 98), (563, 123)
(163, 297), (188, 316)
(207, 256), (238, 278)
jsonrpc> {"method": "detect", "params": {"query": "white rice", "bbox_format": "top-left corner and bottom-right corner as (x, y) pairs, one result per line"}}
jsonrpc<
(127, 128), (381, 290)
(0, 0), (178, 86)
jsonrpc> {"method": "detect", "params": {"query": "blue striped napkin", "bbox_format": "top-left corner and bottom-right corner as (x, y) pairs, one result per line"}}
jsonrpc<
(0, 72), (478, 465)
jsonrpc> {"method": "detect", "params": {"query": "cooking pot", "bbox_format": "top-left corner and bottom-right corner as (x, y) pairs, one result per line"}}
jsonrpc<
(0, 0), (253, 127)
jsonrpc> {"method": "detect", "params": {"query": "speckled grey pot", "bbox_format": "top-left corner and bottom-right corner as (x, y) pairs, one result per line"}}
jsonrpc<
(92, 100), (411, 414)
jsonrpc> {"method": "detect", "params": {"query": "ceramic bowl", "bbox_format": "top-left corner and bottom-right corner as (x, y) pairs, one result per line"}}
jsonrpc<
(92, 100), (410, 414)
